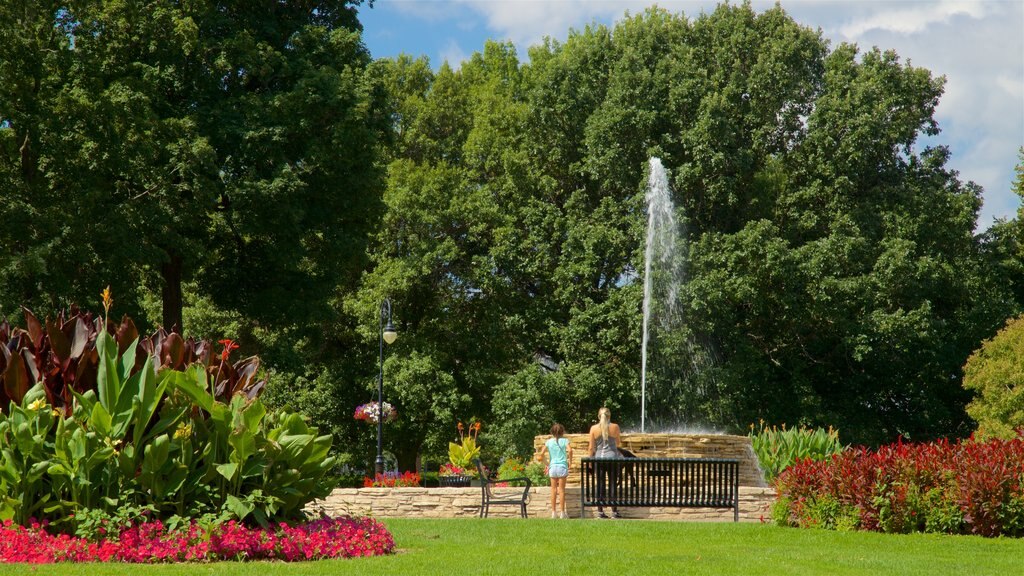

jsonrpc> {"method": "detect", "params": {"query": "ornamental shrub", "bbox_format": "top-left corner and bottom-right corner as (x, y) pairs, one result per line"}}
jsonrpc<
(0, 303), (336, 533)
(773, 435), (1024, 537)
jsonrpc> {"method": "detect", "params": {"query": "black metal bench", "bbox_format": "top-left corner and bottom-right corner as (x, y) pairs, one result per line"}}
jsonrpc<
(474, 459), (532, 518)
(581, 456), (740, 521)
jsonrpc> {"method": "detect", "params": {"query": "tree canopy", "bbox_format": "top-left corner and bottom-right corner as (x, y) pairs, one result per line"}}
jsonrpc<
(350, 4), (1014, 466)
(0, 0), (384, 335)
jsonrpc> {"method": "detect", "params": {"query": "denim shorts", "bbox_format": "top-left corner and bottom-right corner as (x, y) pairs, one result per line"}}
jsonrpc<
(548, 464), (568, 478)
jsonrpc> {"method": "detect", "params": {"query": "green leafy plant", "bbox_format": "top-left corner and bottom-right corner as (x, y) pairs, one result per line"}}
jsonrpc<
(496, 457), (527, 481)
(496, 456), (549, 487)
(448, 421), (482, 475)
(524, 461), (550, 487)
(750, 421), (845, 482)
(0, 387), (62, 524)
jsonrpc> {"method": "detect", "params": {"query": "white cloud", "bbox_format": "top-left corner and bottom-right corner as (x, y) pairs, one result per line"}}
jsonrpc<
(997, 73), (1024, 100)
(454, 0), (627, 49)
(837, 0), (990, 37)
(439, 38), (470, 69)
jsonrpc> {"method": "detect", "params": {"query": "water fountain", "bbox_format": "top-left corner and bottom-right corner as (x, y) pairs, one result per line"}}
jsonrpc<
(533, 157), (768, 493)
(641, 157), (680, 433)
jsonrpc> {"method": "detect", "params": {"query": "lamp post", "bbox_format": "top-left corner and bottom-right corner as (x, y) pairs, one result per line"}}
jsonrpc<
(376, 298), (398, 476)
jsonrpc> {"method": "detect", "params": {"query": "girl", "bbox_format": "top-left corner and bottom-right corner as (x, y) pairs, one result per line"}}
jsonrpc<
(544, 423), (573, 518)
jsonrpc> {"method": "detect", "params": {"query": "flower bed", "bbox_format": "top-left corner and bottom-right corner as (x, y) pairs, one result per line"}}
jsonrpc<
(0, 517), (394, 563)
(364, 471), (422, 487)
(773, 435), (1024, 536)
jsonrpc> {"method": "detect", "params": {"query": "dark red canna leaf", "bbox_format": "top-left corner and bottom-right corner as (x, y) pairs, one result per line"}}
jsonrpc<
(47, 317), (71, 365)
(161, 332), (185, 368)
(21, 348), (40, 385)
(233, 356), (260, 397)
(116, 315), (139, 355)
(3, 350), (30, 405)
(67, 315), (90, 360)
(21, 307), (44, 350)
(75, 348), (99, 393)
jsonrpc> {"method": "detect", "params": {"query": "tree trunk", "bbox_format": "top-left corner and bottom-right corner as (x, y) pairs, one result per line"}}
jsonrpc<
(161, 252), (183, 332)
(396, 446), (421, 475)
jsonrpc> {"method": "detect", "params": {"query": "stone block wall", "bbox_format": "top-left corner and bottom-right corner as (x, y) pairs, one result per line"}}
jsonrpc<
(312, 486), (775, 522)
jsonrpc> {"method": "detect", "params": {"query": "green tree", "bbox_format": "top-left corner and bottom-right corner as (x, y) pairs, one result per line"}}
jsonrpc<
(0, 0), (385, 338)
(359, 4), (1010, 460)
(979, 148), (1024, 310)
(963, 315), (1024, 439)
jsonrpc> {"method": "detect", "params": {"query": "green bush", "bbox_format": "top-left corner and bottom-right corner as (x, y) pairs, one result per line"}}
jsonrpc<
(749, 421), (845, 482)
(495, 457), (549, 487)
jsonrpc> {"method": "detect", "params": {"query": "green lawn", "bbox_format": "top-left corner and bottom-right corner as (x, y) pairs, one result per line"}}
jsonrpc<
(3, 519), (1022, 576)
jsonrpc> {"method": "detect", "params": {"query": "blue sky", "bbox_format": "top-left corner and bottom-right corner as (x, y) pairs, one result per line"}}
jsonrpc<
(358, 0), (1024, 229)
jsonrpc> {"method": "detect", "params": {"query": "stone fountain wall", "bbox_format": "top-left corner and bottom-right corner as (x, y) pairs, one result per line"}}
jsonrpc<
(312, 434), (771, 520)
(532, 433), (767, 488)
(312, 485), (774, 521)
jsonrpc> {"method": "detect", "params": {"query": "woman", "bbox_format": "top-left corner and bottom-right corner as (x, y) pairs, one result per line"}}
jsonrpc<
(543, 423), (573, 518)
(587, 407), (622, 518)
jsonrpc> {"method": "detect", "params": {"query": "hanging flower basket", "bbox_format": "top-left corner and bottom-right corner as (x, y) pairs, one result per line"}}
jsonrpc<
(353, 401), (398, 424)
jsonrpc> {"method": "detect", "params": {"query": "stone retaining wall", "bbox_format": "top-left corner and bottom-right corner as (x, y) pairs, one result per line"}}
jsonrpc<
(312, 486), (775, 522)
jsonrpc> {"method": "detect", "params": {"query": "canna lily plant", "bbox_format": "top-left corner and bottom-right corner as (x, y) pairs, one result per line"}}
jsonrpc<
(447, 421), (482, 476)
(0, 287), (335, 530)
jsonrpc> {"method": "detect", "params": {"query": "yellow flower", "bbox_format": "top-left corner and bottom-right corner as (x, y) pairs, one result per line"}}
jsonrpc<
(51, 408), (62, 418)
(174, 423), (193, 440)
(27, 398), (46, 411)
(101, 285), (113, 314)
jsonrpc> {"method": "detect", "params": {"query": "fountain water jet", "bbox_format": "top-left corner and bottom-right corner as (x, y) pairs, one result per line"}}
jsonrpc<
(641, 158), (681, 432)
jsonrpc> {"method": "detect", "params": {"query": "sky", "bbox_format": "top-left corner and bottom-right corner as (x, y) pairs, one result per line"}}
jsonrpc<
(358, 0), (1024, 230)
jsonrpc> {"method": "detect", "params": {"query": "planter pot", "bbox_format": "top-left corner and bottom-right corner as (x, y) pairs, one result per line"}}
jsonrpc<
(438, 475), (472, 487)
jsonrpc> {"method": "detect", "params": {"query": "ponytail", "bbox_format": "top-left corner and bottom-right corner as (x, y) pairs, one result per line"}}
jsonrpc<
(598, 408), (611, 441)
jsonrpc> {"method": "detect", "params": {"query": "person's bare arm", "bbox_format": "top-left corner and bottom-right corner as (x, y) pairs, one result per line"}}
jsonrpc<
(587, 427), (596, 457)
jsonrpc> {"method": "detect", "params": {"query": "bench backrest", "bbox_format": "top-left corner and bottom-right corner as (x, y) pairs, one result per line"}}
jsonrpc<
(581, 457), (739, 508)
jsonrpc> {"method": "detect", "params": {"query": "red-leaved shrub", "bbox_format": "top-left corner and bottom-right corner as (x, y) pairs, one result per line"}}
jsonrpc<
(773, 435), (1024, 537)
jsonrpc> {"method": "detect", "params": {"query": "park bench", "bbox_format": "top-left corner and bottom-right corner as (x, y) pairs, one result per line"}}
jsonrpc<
(581, 456), (740, 521)
(474, 459), (532, 518)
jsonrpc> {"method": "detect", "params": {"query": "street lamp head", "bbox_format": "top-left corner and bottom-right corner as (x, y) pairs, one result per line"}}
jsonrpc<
(383, 323), (398, 345)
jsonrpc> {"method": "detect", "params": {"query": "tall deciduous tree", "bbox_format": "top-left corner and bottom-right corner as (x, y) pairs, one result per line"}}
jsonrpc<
(353, 4), (1010, 466)
(0, 0), (385, 337)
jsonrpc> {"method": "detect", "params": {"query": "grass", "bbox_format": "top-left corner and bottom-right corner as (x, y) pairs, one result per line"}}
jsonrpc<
(3, 518), (1023, 575)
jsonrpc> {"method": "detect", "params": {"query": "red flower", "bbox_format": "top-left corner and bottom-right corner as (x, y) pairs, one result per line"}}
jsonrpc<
(218, 339), (239, 361)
